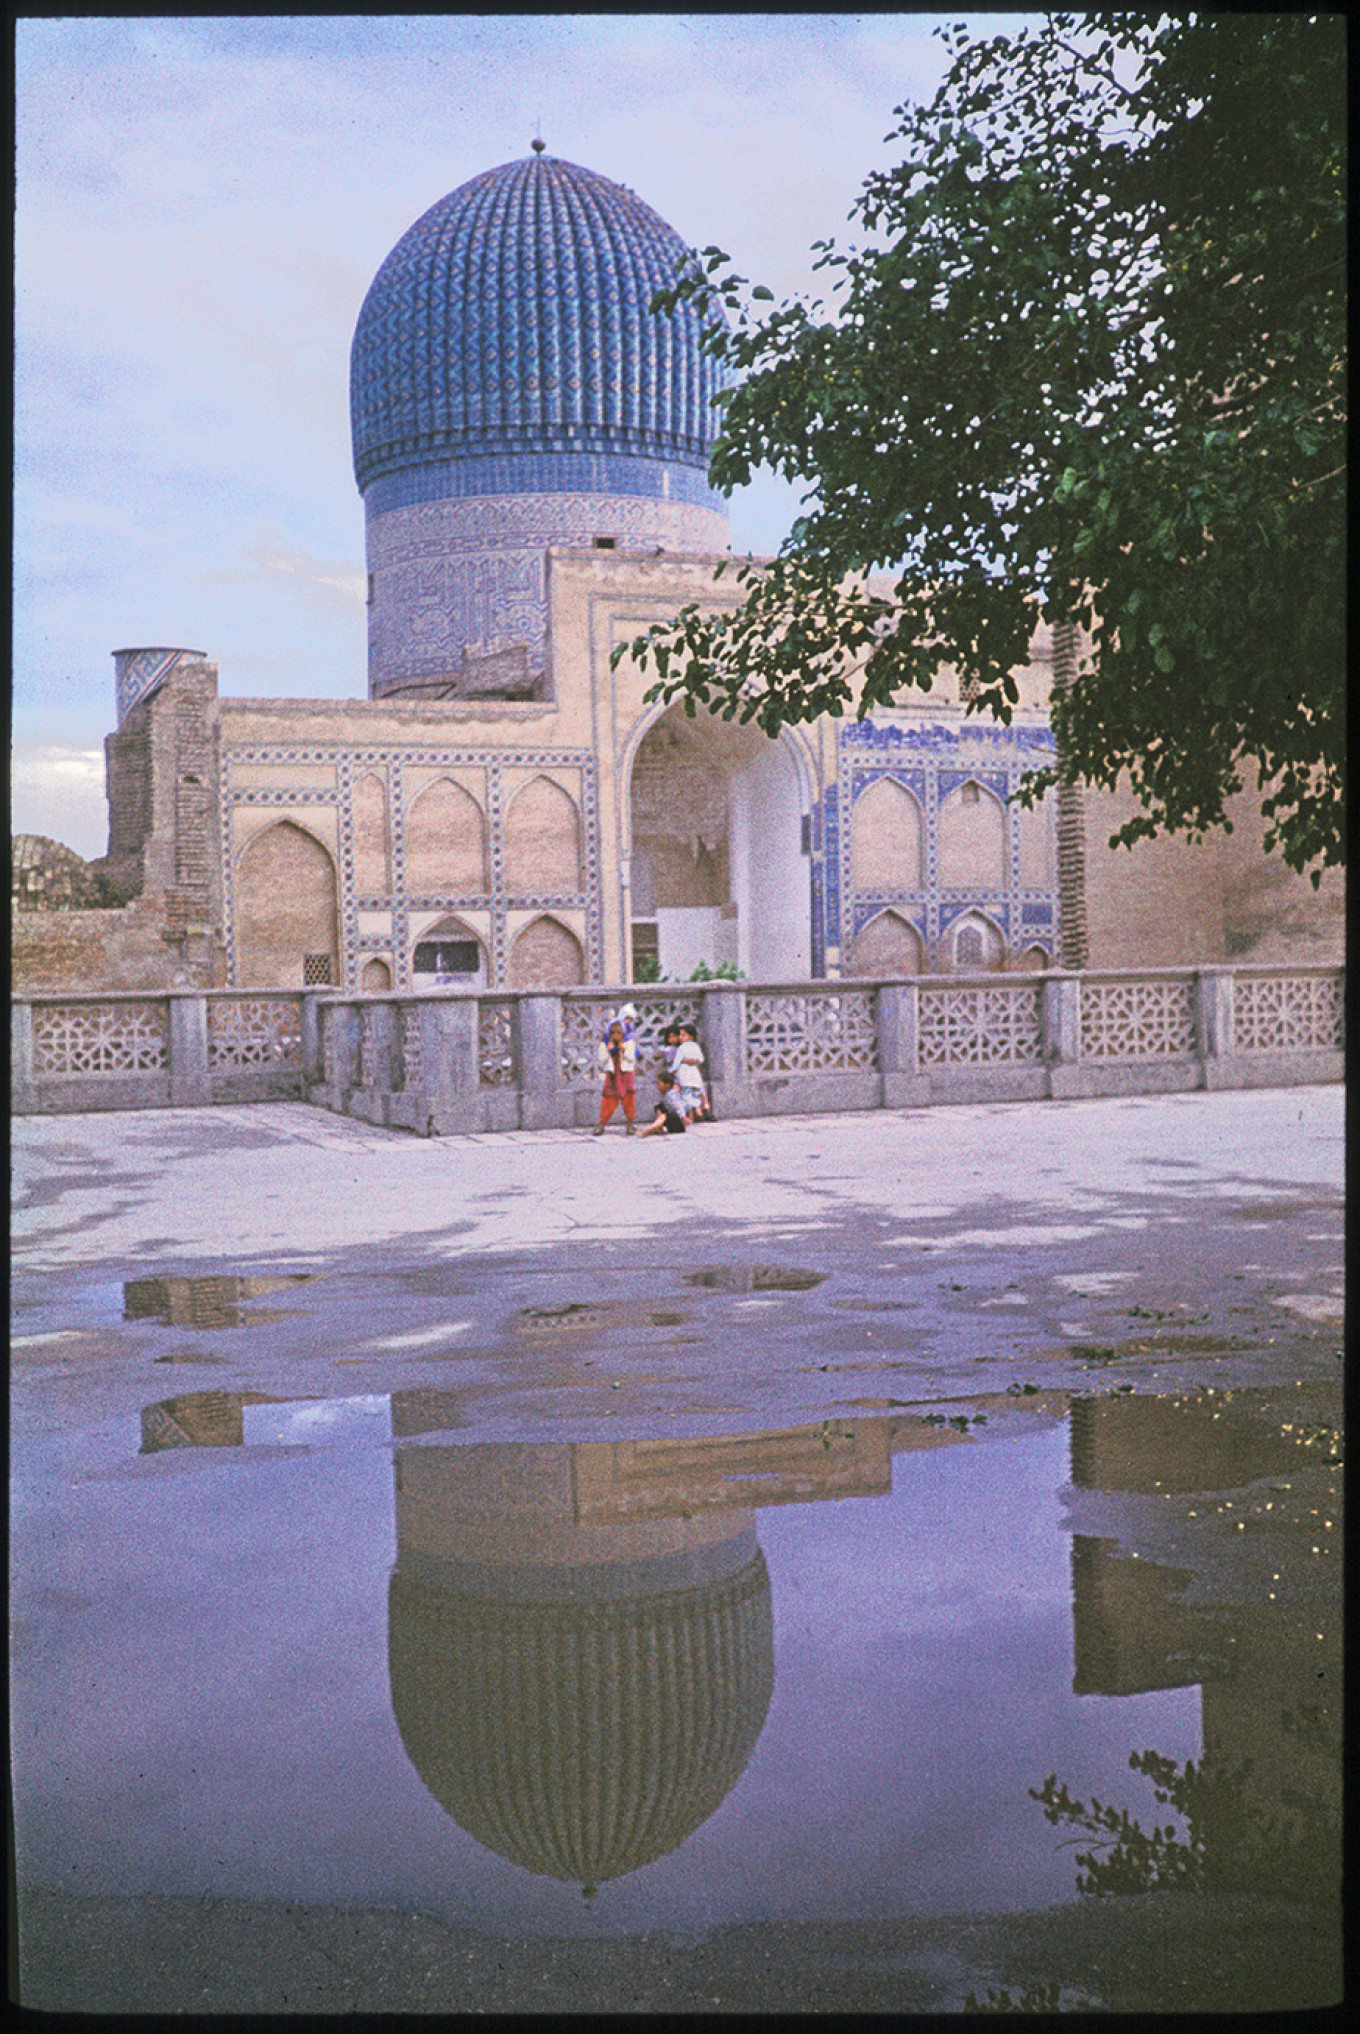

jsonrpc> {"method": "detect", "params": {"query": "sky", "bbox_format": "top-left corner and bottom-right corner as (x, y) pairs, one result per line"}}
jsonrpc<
(14, 13), (1012, 857)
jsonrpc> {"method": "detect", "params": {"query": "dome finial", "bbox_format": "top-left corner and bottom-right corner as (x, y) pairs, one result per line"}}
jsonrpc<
(531, 136), (546, 154)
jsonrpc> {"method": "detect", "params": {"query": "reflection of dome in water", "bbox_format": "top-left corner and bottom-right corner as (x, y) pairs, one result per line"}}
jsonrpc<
(388, 1546), (773, 1887)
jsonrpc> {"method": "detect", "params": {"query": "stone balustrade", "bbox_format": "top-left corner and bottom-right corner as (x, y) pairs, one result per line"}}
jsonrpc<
(12, 966), (1343, 1128)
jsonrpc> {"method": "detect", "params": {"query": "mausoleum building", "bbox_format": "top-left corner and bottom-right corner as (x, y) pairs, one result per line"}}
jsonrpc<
(25, 147), (1342, 995)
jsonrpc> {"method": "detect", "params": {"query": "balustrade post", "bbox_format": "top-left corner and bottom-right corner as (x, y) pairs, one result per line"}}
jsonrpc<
(427, 995), (481, 1133)
(11, 1000), (36, 1113)
(329, 1000), (363, 1105)
(1196, 967), (1235, 1090)
(518, 994), (567, 1130)
(300, 992), (325, 1086)
(700, 984), (745, 1111)
(368, 1001), (400, 1096)
(875, 982), (927, 1108)
(168, 993), (211, 1106)
(1042, 972), (1084, 1098)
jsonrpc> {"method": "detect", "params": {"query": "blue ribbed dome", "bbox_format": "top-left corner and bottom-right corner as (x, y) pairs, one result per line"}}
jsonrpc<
(351, 153), (727, 494)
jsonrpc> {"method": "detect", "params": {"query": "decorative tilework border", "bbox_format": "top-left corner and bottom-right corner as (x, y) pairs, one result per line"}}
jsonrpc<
(366, 451), (725, 514)
(114, 647), (205, 724)
(220, 743), (601, 991)
(833, 719), (1059, 968)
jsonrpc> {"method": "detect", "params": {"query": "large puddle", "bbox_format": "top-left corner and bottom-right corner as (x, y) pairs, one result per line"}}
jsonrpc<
(10, 1377), (1340, 2008)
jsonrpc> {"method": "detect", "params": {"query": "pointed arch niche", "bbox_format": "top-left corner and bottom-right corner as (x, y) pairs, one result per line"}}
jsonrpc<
(504, 775), (582, 894)
(235, 821), (338, 987)
(411, 913), (487, 985)
(850, 909), (924, 978)
(850, 776), (923, 892)
(508, 914), (585, 989)
(948, 909), (1006, 973)
(628, 703), (811, 982)
(406, 778), (488, 895)
(352, 771), (391, 893)
(938, 778), (1007, 889)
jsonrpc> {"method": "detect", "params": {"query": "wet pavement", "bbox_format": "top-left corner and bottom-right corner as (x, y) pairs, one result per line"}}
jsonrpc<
(9, 1087), (1344, 2013)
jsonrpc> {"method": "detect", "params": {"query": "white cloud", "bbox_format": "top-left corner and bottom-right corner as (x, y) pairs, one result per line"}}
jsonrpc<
(199, 531), (367, 615)
(11, 745), (109, 859)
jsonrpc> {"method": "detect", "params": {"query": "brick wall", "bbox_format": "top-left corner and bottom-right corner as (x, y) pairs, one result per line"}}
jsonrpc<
(9, 896), (223, 992)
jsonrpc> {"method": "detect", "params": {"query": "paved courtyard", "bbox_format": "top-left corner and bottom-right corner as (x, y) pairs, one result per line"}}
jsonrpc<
(12, 1084), (1344, 1434)
(11, 1084), (1344, 2015)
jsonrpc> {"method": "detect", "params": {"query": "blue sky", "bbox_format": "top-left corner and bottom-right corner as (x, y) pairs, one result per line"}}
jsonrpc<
(14, 14), (1010, 855)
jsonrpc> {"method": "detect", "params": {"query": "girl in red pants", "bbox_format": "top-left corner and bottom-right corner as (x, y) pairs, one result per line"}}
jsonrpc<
(594, 1019), (637, 1134)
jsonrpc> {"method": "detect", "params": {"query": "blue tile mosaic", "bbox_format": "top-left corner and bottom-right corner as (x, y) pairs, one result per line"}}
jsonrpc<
(366, 451), (726, 514)
(833, 716), (1059, 971)
(113, 646), (205, 724)
(842, 717), (1057, 757)
(351, 155), (729, 497)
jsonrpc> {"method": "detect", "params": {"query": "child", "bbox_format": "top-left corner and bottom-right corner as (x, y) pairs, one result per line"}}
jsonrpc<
(594, 1019), (637, 1134)
(637, 1071), (688, 1138)
(672, 1023), (709, 1123)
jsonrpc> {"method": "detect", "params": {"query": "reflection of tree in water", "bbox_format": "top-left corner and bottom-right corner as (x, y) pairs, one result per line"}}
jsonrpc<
(1033, 1735), (1339, 1902)
(1047, 1387), (1342, 1910)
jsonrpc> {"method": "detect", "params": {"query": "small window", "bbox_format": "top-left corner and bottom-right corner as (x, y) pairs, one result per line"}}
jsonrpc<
(961, 782), (980, 804)
(956, 926), (985, 968)
(303, 954), (333, 985)
(593, 535), (617, 549)
(413, 939), (480, 975)
(367, 573), (375, 605)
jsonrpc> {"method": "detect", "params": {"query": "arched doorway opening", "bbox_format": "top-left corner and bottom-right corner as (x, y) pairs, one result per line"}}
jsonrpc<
(627, 705), (810, 982)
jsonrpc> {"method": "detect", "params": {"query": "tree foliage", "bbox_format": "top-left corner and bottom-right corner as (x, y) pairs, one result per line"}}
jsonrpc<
(611, 14), (1345, 874)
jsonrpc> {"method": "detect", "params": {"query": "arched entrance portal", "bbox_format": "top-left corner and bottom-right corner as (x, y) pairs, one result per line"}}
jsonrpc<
(628, 706), (810, 982)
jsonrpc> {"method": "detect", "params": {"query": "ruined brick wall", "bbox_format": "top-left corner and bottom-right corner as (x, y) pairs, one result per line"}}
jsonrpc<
(1078, 774), (1343, 970)
(16, 658), (229, 991)
(1217, 779), (1345, 962)
(9, 895), (224, 991)
(102, 714), (154, 896)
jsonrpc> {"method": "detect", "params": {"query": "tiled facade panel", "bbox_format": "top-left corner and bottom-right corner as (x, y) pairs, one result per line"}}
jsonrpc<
(849, 908), (925, 976)
(220, 741), (600, 992)
(503, 776), (582, 894)
(351, 770), (390, 892)
(850, 776), (923, 892)
(507, 914), (586, 989)
(821, 716), (1060, 972)
(366, 490), (727, 692)
(405, 778), (488, 894)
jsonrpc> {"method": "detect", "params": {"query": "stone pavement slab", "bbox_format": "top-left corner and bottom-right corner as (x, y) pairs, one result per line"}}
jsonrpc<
(10, 1086), (1344, 1438)
(10, 1086), (1343, 2018)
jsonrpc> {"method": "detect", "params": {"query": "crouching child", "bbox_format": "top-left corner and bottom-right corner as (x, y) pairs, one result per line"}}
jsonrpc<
(637, 1071), (689, 1138)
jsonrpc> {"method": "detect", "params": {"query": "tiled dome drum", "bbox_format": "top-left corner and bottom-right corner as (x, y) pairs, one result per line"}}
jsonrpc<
(352, 153), (730, 699)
